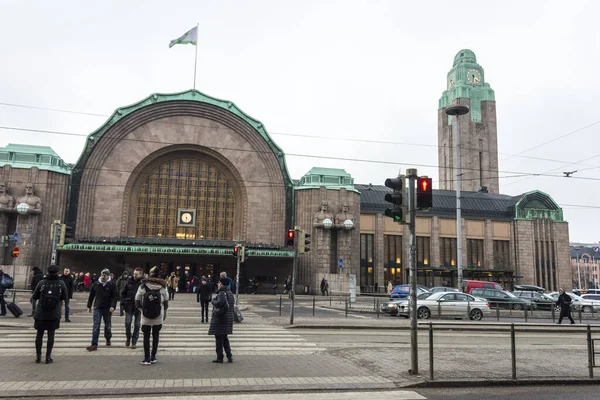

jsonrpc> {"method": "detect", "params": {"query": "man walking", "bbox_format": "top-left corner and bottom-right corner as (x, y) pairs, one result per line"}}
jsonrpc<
(197, 277), (211, 323)
(86, 269), (117, 351)
(27, 266), (43, 317)
(121, 267), (143, 348)
(59, 268), (74, 322)
(209, 278), (234, 363)
(116, 271), (129, 316)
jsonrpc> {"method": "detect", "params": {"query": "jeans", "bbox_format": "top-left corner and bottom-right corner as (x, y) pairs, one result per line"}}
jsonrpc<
(91, 308), (112, 345)
(142, 324), (162, 359)
(200, 300), (209, 322)
(63, 298), (70, 320)
(214, 334), (232, 360)
(30, 296), (37, 314)
(0, 293), (6, 315)
(125, 308), (141, 344)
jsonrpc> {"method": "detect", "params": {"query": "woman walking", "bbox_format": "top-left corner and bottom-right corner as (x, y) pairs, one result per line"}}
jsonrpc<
(556, 288), (575, 324)
(32, 265), (67, 364)
(135, 266), (168, 365)
(208, 278), (234, 363)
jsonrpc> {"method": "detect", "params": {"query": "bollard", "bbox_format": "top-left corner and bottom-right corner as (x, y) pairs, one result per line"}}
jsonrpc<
(496, 306), (500, 322)
(376, 299), (380, 319)
(579, 307), (583, 323)
(524, 307), (528, 323)
(510, 323), (516, 380)
(587, 325), (594, 378)
(329, 295), (332, 306)
(429, 322), (434, 380)
(552, 305), (556, 323)
(345, 298), (348, 318)
(279, 295), (282, 316)
(313, 295), (315, 317)
(437, 301), (442, 318)
(373, 297), (376, 311)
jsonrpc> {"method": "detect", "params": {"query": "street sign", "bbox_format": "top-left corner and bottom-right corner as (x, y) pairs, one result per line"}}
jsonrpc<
(12, 247), (20, 258)
(339, 258), (343, 269)
(594, 247), (599, 253)
(13, 232), (18, 244)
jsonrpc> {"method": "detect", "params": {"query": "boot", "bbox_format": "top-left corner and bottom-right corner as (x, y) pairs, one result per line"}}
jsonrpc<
(35, 354), (41, 364)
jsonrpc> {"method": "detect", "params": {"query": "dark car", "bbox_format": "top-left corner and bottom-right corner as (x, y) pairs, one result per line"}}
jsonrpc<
(471, 288), (535, 310)
(389, 284), (429, 299)
(513, 290), (554, 310)
(514, 285), (545, 293)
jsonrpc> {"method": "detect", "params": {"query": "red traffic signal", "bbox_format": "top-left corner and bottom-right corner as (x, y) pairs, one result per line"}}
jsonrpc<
(233, 245), (239, 257)
(286, 229), (295, 247)
(416, 177), (433, 210)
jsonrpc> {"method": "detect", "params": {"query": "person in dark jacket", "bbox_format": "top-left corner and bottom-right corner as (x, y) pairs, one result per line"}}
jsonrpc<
(0, 266), (7, 315)
(32, 265), (67, 364)
(208, 278), (234, 363)
(86, 268), (117, 351)
(557, 288), (575, 324)
(59, 268), (74, 322)
(27, 266), (44, 317)
(116, 271), (129, 316)
(121, 267), (143, 348)
(196, 277), (212, 323)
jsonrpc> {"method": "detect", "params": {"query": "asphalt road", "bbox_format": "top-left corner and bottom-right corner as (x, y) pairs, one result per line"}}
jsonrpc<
(418, 384), (600, 399)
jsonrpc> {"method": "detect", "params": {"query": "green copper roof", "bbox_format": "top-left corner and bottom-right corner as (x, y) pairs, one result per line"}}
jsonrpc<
(0, 143), (70, 175)
(296, 167), (357, 192)
(439, 49), (495, 123)
(74, 89), (293, 186)
(514, 190), (564, 222)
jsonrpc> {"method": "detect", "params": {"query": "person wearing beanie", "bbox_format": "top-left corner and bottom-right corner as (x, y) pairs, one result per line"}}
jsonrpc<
(121, 267), (144, 349)
(135, 266), (168, 365)
(27, 266), (44, 317)
(208, 277), (235, 363)
(86, 268), (117, 351)
(59, 268), (74, 322)
(31, 264), (67, 364)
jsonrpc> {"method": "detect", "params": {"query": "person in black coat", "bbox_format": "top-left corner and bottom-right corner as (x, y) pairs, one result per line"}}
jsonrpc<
(27, 266), (44, 317)
(557, 288), (575, 324)
(208, 278), (234, 363)
(86, 269), (117, 351)
(196, 277), (212, 323)
(32, 265), (68, 364)
(121, 267), (143, 348)
(59, 268), (74, 322)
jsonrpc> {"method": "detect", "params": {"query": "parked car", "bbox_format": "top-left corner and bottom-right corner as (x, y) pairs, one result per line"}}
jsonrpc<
(470, 288), (535, 310)
(513, 290), (555, 310)
(429, 287), (460, 293)
(396, 291), (491, 320)
(464, 280), (504, 294)
(389, 284), (429, 299)
(514, 284), (545, 293)
(580, 294), (600, 301)
(547, 292), (600, 313)
(381, 292), (433, 316)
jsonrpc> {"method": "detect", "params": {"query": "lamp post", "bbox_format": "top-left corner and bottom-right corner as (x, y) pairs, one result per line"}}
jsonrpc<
(575, 247), (582, 289)
(445, 104), (470, 292)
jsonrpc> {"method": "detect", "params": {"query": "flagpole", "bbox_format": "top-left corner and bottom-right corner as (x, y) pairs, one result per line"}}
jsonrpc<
(193, 23), (199, 89)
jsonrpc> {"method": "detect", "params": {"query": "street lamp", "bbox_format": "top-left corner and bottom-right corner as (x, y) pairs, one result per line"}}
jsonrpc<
(445, 104), (470, 292)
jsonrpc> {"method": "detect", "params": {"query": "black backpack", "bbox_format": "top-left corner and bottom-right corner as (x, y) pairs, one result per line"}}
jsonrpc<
(40, 281), (61, 311)
(142, 284), (162, 319)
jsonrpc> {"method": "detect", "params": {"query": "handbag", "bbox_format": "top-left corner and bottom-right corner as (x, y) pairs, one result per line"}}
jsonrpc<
(0, 274), (14, 289)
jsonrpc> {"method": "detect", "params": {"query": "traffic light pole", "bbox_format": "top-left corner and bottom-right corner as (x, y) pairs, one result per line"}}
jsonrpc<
(290, 228), (299, 325)
(406, 168), (418, 375)
(235, 249), (241, 305)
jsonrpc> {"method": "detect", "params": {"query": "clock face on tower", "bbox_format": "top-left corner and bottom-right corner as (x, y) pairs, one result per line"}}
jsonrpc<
(467, 69), (481, 84)
(177, 209), (196, 227)
(448, 73), (456, 89)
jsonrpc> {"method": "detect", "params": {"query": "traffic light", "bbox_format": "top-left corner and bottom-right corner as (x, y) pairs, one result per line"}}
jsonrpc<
(59, 224), (74, 246)
(240, 246), (246, 263)
(384, 175), (406, 224)
(416, 176), (433, 210)
(299, 231), (311, 254)
(233, 245), (240, 257)
(286, 229), (295, 247)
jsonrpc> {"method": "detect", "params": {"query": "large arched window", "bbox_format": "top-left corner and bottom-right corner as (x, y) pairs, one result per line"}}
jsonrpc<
(135, 158), (235, 240)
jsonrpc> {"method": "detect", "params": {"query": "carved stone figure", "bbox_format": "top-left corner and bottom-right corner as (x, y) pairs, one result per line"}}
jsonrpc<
(0, 182), (14, 212)
(335, 203), (355, 230)
(313, 201), (334, 229)
(15, 183), (42, 214)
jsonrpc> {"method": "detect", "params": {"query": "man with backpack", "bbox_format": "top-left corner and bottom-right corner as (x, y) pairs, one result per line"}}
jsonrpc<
(121, 267), (143, 349)
(135, 266), (168, 365)
(32, 265), (67, 364)
(86, 269), (117, 351)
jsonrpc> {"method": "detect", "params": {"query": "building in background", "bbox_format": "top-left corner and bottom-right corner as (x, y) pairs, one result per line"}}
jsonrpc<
(569, 243), (600, 290)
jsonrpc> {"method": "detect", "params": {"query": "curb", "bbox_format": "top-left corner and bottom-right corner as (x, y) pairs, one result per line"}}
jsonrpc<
(403, 377), (600, 388)
(286, 324), (599, 333)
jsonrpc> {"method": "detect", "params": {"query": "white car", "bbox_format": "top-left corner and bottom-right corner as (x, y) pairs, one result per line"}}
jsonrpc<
(396, 291), (491, 320)
(547, 292), (600, 313)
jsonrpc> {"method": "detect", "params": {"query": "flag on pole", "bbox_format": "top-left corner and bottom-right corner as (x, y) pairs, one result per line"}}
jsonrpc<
(169, 26), (198, 48)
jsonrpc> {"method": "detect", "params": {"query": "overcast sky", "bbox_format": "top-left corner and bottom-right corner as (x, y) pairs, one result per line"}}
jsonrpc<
(1, 0), (599, 242)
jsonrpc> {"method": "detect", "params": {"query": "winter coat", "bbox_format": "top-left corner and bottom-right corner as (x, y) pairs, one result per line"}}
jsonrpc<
(87, 278), (117, 309)
(557, 293), (572, 317)
(208, 286), (234, 336)
(32, 274), (67, 321)
(135, 277), (168, 326)
(121, 276), (143, 312)
(116, 276), (128, 301)
(59, 274), (74, 299)
(30, 271), (44, 293)
(197, 283), (212, 302)
(167, 275), (179, 290)
(83, 275), (91, 287)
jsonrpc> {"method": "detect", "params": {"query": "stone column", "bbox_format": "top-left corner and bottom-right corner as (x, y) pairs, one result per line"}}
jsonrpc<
(315, 228), (333, 277)
(0, 213), (10, 265)
(14, 213), (40, 288)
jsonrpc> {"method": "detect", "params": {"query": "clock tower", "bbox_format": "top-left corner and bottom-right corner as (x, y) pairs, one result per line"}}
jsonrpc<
(438, 49), (499, 193)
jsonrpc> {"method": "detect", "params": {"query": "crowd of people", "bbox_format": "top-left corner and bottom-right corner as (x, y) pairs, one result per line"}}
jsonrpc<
(14, 266), (236, 366)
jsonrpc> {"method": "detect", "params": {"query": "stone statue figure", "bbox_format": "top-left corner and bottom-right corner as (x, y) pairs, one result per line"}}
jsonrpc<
(0, 181), (15, 212)
(335, 203), (355, 230)
(313, 200), (334, 229)
(15, 183), (42, 214)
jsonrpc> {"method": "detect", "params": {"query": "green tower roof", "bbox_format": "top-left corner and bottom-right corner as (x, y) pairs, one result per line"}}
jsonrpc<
(295, 167), (357, 192)
(0, 143), (70, 175)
